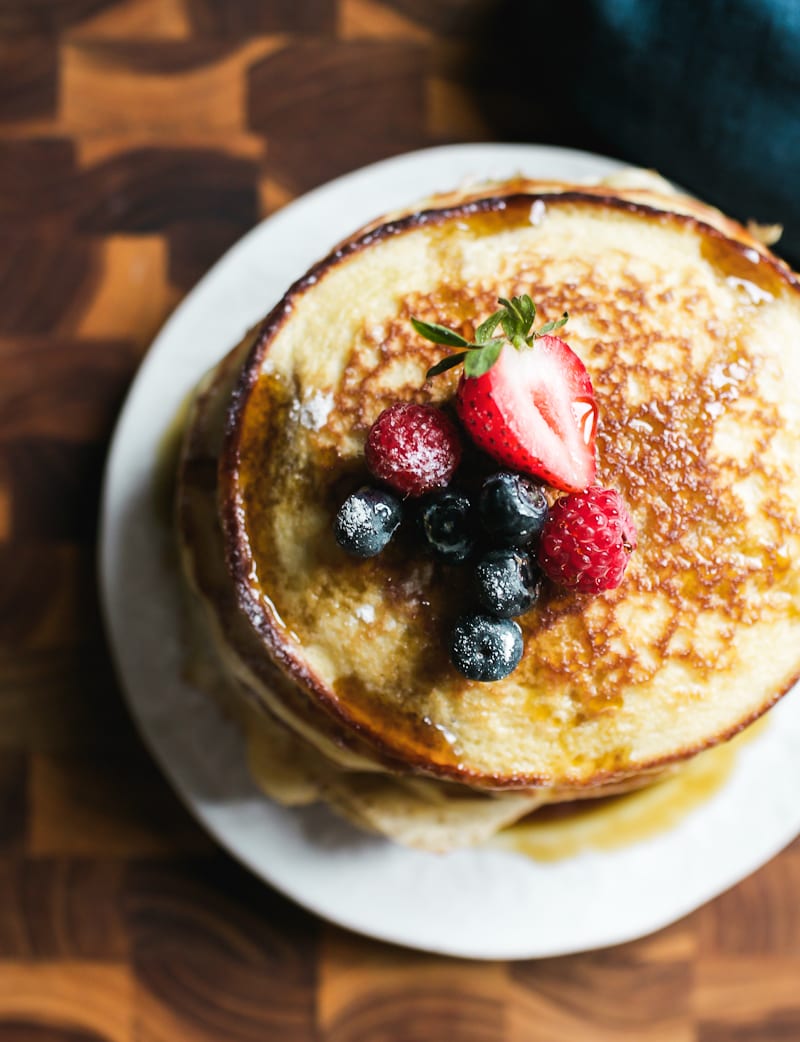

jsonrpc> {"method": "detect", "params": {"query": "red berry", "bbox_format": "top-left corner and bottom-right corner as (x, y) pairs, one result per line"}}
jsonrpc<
(455, 337), (597, 493)
(365, 402), (462, 496)
(537, 488), (637, 593)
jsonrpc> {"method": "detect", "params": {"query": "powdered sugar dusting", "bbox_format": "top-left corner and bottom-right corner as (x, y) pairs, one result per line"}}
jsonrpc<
(298, 390), (335, 431)
(529, 200), (546, 226)
(354, 603), (376, 624)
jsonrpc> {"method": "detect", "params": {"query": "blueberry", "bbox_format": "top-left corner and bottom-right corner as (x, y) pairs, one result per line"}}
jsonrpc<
(334, 486), (402, 557)
(419, 490), (475, 562)
(479, 472), (548, 546)
(474, 549), (542, 618)
(449, 614), (524, 682)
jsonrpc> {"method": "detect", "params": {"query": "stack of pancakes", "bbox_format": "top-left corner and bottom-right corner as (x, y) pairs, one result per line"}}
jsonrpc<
(176, 171), (800, 850)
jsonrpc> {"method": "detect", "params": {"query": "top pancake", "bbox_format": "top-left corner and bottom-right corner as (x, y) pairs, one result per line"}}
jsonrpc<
(217, 184), (800, 789)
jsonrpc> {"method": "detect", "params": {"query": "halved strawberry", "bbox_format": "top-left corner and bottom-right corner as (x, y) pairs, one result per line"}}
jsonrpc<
(413, 296), (597, 492)
(457, 336), (597, 492)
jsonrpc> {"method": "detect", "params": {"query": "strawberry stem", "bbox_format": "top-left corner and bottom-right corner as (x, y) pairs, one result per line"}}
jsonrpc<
(416, 296), (569, 381)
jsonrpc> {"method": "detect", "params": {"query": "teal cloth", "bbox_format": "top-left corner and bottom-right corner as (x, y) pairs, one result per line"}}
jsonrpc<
(571, 0), (800, 261)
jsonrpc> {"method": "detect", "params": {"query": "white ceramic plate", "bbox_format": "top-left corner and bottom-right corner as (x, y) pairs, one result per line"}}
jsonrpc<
(99, 144), (800, 960)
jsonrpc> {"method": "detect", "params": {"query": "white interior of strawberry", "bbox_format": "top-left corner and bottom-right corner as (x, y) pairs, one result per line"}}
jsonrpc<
(495, 341), (597, 492)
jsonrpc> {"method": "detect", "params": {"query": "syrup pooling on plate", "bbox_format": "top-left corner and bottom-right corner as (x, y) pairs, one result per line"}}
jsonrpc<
(492, 718), (767, 861)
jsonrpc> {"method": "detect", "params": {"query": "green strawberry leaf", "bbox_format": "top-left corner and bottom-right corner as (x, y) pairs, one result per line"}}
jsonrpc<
(475, 309), (505, 344)
(464, 342), (502, 378)
(497, 297), (521, 332)
(518, 295), (536, 331)
(411, 317), (470, 347)
(500, 312), (517, 340)
(533, 311), (569, 338)
(497, 295), (533, 335)
(425, 351), (469, 379)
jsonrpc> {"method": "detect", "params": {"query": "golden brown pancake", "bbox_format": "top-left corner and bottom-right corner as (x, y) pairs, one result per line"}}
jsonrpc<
(177, 174), (800, 847)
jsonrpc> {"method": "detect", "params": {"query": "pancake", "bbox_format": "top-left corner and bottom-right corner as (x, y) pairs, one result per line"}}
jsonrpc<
(177, 173), (800, 847)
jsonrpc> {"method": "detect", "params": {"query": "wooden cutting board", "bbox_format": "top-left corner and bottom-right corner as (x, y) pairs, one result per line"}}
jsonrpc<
(0, 1), (798, 1038)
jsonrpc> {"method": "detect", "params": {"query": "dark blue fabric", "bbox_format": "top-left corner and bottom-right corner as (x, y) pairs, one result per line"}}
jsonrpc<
(571, 0), (800, 261)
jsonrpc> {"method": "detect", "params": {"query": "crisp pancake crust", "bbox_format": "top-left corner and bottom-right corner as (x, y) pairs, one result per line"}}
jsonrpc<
(192, 187), (800, 793)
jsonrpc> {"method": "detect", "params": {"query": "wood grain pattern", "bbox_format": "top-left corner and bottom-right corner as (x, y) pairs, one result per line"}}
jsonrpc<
(0, 1), (798, 1039)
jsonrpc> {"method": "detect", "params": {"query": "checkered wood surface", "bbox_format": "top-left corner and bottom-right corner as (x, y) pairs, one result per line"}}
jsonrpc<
(1, 1), (799, 1038)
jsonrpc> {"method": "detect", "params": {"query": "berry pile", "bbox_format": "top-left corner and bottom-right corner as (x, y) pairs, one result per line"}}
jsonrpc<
(333, 296), (638, 683)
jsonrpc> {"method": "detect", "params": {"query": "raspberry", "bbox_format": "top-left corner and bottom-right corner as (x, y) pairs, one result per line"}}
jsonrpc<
(365, 402), (462, 497)
(537, 488), (637, 593)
